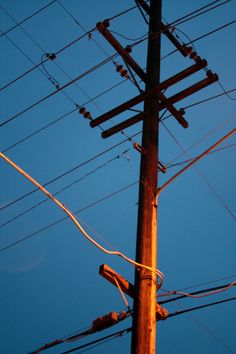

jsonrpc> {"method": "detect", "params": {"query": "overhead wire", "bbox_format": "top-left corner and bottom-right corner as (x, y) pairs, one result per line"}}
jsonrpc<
(169, 0), (231, 27)
(0, 151), (165, 284)
(160, 121), (236, 221)
(60, 296), (236, 354)
(0, 131), (140, 212)
(159, 281), (236, 301)
(0, 181), (139, 254)
(170, 298), (235, 354)
(161, 20), (236, 60)
(167, 142), (236, 169)
(0, 0), (146, 93)
(1, 3), (111, 119)
(0, 149), (131, 229)
(56, 0), (145, 100)
(1, 78), (128, 153)
(0, 53), (117, 128)
(0, 1), (57, 39)
(0, 29), (94, 92)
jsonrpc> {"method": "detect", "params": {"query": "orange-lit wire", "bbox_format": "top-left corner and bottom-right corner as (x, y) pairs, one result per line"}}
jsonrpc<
(0, 151), (164, 285)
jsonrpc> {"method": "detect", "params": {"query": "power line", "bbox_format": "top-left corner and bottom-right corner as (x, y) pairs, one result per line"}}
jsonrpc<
(159, 282), (236, 304)
(0, 132), (139, 212)
(0, 54), (117, 128)
(0, 150), (130, 229)
(1, 78), (127, 153)
(0, 181), (138, 254)
(0, 1), (57, 39)
(0, 29), (95, 92)
(167, 142), (236, 169)
(161, 121), (236, 221)
(162, 20), (236, 60)
(1, 4), (106, 117)
(0, 149), (164, 281)
(60, 296), (236, 354)
(0, 1), (144, 93)
(169, 0), (231, 27)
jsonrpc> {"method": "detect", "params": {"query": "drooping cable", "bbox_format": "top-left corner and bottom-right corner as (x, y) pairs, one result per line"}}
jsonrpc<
(60, 297), (236, 353)
(159, 121), (236, 221)
(0, 149), (130, 229)
(159, 281), (236, 301)
(0, 151), (164, 284)
(0, 181), (138, 254)
(0, 131), (140, 212)
(0, 53), (117, 128)
(161, 20), (236, 60)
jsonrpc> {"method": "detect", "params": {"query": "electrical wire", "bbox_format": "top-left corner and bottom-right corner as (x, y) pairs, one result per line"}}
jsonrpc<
(1, 78), (128, 153)
(109, 29), (148, 42)
(169, 0), (231, 27)
(171, 275), (236, 293)
(0, 53), (117, 128)
(31, 280), (236, 353)
(0, 150), (130, 229)
(164, 116), (236, 166)
(217, 81), (236, 101)
(62, 327), (131, 354)
(60, 296), (236, 354)
(0, 1), (57, 39)
(0, 152), (164, 284)
(159, 281), (236, 301)
(0, 131), (140, 213)
(0, 181), (138, 254)
(182, 88), (236, 110)
(160, 122), (236, 221)
(161, 20), (236, 60)
(167, 142), (236, 169)
(0, 0), (146, 93)
(0, 28), (94, 92)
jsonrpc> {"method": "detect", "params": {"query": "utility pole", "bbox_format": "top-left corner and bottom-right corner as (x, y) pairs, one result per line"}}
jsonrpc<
(131, 1), (162, 353)
(85, 1), (218, 353)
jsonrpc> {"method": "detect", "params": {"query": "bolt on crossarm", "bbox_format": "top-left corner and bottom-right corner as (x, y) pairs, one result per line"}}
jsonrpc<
(131, 1), (162, 353)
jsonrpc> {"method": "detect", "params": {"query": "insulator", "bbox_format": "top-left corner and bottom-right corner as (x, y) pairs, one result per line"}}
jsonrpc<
(125, 45), (132, 53)
(120, 69), (129, 78)
(116, 64), (123, 72)
(46, 53), (56, 61)
(103, 19), (110, 28)
(79, 107), (91, 119)
(115, 64), (129, 78)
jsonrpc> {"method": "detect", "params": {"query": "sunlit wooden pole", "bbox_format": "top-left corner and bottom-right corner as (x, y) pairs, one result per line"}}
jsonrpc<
(131, 1), (162, 353)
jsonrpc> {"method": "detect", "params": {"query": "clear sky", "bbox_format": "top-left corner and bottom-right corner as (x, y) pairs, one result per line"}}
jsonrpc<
(0, 1), (235, 353)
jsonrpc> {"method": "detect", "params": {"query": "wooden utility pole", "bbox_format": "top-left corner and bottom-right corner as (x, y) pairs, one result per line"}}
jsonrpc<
(131, 1), (162, 353)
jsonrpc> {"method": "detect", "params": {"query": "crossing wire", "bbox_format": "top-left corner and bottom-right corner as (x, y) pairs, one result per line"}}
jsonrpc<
(60, 297), (236, 354)
(0, 53), (117, 128)
(0, 180), (138, 254)
(0, 131), (140, 213)
(0, 149), (130, 229)
(0, 0), (144, 93)
(0, 1), (57, 39)
(169, 0), (231, 27)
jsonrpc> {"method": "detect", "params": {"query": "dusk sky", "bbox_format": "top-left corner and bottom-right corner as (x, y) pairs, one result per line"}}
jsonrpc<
(0, 1), (235, 353)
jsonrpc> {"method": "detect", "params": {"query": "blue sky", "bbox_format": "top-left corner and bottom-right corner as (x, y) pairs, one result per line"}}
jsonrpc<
(0, 1), (235, 353)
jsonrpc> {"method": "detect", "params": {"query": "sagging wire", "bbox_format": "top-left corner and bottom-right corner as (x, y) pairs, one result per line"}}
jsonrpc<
(40, 53), (60, 89)
(0, 151), (164, 286)
(0, 149), (131, 229)
(0, 181), (139, 254)
(164, 18), (236, 104)
(113, 276), (133, 317)
(109, 29), (148, 42)
(217, 81), (236, 101)
(159, 281), (236, 299)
